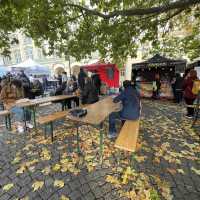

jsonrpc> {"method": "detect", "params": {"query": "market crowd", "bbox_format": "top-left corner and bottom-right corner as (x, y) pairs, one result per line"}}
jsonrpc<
(0, 68), (199, 136)
(0, 69), (101, 132)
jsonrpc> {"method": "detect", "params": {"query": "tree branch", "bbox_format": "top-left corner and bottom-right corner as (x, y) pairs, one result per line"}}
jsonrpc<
(67, 0), (200, 19)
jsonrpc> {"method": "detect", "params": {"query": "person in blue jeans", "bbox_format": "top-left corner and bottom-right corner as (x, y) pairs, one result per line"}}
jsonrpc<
(108, 80), (141, 139)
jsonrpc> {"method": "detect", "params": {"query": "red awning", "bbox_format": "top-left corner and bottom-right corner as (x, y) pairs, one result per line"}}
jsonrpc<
(82, 62), (119, 87)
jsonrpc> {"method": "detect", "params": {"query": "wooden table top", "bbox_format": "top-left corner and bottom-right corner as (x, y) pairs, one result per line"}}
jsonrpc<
(14, 95), (76, 108)
(66, 96), (120, 126)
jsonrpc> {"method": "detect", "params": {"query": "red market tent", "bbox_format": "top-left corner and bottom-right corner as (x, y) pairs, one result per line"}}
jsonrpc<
(82, 62), (119, 87)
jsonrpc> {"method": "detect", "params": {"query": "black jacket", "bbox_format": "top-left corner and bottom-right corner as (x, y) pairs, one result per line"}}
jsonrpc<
(81, 82), (99, 104)
(78, 71), (87, 90)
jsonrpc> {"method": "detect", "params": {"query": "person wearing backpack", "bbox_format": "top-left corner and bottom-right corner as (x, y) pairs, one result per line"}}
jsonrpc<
(183, 69), (198, 118)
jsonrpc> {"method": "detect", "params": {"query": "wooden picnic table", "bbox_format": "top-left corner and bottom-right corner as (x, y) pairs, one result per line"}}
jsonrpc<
(66, 96), (120, 162)
(4, 95), (77, 132)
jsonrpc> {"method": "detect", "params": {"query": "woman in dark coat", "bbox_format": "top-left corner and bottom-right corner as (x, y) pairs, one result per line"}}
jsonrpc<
(183, 69), (198, 118)
(81, 77), (99, 104)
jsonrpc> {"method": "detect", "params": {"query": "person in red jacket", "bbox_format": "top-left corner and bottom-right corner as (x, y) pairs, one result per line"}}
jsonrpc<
(183, 69), (198, 118)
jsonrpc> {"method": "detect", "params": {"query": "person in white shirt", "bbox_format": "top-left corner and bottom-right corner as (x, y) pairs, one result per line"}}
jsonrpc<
(62, 72), (68, 83)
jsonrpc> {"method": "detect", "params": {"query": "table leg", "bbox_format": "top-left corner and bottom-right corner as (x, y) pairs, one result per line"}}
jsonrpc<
(50, 122), (54, 142)
(61, 102), (65, 111)
(5, 116), (8, 129)
(99, 123), (104, 164)
(44, 124), (47, 139)
(32, 106), (37, 133)
(23, 107), (27, 131)
(7, 114), (11, 131)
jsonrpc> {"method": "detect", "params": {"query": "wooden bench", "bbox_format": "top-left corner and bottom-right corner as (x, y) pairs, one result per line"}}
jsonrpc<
(37, 111), (67, 141)
(0, 110), (12, 130)
(114, 120), (140, 165)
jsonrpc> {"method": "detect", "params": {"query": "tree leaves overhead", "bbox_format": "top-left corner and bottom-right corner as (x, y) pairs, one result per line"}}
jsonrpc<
(0, 0), (200, 62)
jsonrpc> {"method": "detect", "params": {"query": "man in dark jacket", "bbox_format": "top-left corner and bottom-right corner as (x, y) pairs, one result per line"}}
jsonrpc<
(81, 77), (99, 104)
(92, 71), (101, 95)
(108, 80), (140, 138)
(174, 73), (183, 103)
(78, 68), (87, 90)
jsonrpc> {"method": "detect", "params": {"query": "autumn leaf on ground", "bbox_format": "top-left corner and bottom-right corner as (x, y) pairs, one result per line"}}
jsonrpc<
(3, 183), (14, 191)
(166, 168), (177, 175)
(52, 163), (61, 171)
(136, 156), (146, 162)
(191, 167), (200, 175)
(42, 166), (51, 175)
(21, 196), (29, 200)
(177, 169), (185, 174)
(16, 165), (26, 174)
(11, 156), (21, 164)
(106, 175), (121, 187)
(54, 180), (65, 188)
(32, 181), (44, 191)
(40, 148), (51, 160)
(60, 195), (69, 200)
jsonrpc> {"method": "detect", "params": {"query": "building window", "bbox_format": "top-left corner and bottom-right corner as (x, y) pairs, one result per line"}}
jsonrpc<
(120, 69), (125, 77)
(3, 56), (11, 65)
(14, 50), (21, 64)
(25, 47), (33, 59)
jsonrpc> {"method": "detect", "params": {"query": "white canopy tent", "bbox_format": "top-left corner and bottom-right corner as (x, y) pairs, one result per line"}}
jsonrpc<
(9, 59), (50, 75)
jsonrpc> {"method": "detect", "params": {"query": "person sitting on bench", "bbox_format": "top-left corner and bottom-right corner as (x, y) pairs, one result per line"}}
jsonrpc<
(108, 80), (140, 139)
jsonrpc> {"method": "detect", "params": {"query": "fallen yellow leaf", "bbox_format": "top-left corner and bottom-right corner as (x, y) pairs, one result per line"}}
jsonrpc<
(177, 169), (185, 174)
(191, 167), (200, 175)
(16, 165), (26, 174)
(42, 166), (51, 175)
(3, 183), (14, 191)
(32, 181), (44, 191)
(11, 157), (21, 164)
(52, 164), (61, 171)
(54, 180), (65, 188)
(60, 195), (69, 200)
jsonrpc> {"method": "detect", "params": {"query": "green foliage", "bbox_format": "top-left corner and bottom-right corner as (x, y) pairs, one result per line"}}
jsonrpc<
(0, 0), (199, 63)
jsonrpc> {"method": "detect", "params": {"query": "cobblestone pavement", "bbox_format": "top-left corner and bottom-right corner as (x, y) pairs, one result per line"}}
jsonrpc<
(0, 100), (199, 200)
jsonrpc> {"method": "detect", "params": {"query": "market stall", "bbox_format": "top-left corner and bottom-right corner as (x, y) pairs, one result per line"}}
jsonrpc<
(82, 62), (119, 88)
(9, 58), (50, 76)
(132, 54), (186, 98)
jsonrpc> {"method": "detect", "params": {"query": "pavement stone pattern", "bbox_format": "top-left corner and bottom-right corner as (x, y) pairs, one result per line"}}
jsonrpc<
(0, 100), (199, 200)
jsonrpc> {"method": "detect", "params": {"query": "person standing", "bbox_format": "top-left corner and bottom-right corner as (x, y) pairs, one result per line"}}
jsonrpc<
(183, 69), (198, 118)
(174, 73), (183, 103)
(81, 77), (99, 104)
(92, 71), (101, 95)
(78, 68), (87, 91)
(62, 72), (68, 83)
(108, 80), (140, 138)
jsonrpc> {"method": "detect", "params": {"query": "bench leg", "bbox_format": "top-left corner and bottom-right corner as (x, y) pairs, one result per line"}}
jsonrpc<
(23, 107), (27, 131)
(5, 116), (8, 129)
(50, 122), (54, 142)
(76, 126), (81, 154)
(7, 115), (11, 131)
(32, 106), (37, 133)
(99, 123), (104, 164)
(44, 124), (47, 139)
